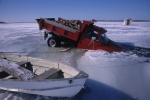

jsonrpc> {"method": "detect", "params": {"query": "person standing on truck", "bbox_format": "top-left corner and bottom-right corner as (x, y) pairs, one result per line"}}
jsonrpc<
(88, 25), (110, 44)
(87, 24), (97, 40)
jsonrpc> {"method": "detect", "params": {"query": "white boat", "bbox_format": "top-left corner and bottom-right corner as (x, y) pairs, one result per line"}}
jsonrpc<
(0, 53), (88, 97)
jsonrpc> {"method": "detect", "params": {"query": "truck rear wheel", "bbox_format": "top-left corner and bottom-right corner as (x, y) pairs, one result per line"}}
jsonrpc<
(47, 37), (60, 47)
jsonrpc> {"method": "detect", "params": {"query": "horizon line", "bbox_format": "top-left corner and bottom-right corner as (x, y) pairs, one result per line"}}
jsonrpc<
(1, 19), (150, 23)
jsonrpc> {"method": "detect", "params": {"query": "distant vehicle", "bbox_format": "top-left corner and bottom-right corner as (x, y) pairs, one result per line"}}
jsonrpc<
(36, 18), (122, 52)
(123, 18), (132, 26)
(0, 53), (88, 97)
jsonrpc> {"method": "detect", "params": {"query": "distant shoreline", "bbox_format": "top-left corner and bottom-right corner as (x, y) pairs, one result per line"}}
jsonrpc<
(0, 22), (36, 24)
(0, 20), (150, 23)
(95, 20), (150, 22)
(0, 22), (7, 24)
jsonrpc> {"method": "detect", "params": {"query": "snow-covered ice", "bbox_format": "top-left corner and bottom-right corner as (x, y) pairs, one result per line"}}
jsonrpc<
(0, 22), (150, 100)
(95, 22), (150, 48)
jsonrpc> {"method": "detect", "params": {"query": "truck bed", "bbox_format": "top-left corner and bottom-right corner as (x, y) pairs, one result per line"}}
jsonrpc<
(44, 19), (79, 33)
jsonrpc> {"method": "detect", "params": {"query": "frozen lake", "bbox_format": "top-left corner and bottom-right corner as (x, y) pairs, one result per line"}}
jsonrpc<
(0, 22), (150, 100)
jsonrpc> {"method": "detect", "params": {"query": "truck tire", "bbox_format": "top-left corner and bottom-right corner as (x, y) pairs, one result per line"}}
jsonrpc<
(47, 37), (60, 47)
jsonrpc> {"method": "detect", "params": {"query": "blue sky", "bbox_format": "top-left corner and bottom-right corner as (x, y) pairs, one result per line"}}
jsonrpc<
(0, 0), (150, 22)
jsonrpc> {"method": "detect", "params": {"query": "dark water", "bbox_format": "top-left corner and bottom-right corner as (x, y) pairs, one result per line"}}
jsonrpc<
(0, 80), (137, 100)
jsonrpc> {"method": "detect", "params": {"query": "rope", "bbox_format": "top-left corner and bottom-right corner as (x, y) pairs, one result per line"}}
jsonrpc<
(87, 39), (95, 50)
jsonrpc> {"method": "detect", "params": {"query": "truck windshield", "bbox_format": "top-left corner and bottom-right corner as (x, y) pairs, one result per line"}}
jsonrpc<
(99, 34), (110, 44)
